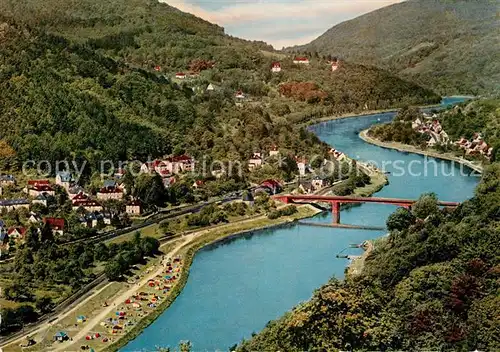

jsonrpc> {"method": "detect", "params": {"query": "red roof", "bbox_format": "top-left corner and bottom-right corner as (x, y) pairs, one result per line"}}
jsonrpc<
(294, 57), (309, 61)
(272, 62), (281, 67)
(28, 180), (50, 186)
(43, 217), (65, 230)
(7, 227), (27, 237)
(261, 179), (282, 188)
(32, 184), (54, 192)
(175, 72), (186, 76)
(154, 66), (161, 71)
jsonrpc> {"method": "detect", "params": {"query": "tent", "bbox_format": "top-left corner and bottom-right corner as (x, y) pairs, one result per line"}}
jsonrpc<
(53, 331), (68, 342)
(77, 315), (86, 323)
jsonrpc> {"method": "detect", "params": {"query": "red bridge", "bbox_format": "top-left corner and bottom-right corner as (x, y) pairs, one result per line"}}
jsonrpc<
(273, 194), (460, 226)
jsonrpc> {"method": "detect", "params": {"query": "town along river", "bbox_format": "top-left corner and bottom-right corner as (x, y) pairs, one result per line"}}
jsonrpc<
(122, 98), (478, 351)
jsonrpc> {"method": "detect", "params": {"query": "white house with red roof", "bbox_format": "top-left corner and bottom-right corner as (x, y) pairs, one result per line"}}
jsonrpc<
(269, 145), (280, 157)
(295, 157), (309, 176)
(126, 199), (142, 216)
(175, 72), (186, 79)
(43, 217), (65, 235)
(235, 90), (245, 99)
(293, 57), (309, 65)
(331, 60), (339, 72)
(28, 184), (55, 198)
(248, 153), (263, 171)
(7, 227), (26, 241)
(271, 62), (281, 73)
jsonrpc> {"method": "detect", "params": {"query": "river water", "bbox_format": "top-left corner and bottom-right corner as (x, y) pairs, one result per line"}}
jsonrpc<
(122, 97), (477, 351)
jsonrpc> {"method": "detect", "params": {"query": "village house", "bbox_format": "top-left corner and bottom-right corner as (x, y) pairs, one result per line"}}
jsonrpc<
(248, 153), (263, 171)
(79, 212), (112, 229)
(0, 199), (30, 212)
(7, 227), (26, 241)
(175, 72), (186, 79)
(97, 180), (123, 200)
(331, 60), (339, 72)
(0, 174), (16, 186)
(260, 179), (282, 195)
(269, 145), (280, 157)
(68, 185), (86, 199)
(28, 212), (42, 224)
(293, 57), (310, 65)
(154, 65), (161, 72)
(271, 62), (282, 73)
(43, 217), (65, 236)
(235, 90), (245, 99)
(28, 184), (55, 198)
(141, 155), (195, 176)
(329, 148), (347, 162)
(311, 176), (329, 190)
(455, 133), (493, 159)
(72, 193), (103, 212)
(32, 193), (49, 207)
(206, 83), (215, 91)
(126, 199), (142, 216)
(298, 180), (314, 194)
(296, 158), (309, 177)
(55, 171), (72, 191)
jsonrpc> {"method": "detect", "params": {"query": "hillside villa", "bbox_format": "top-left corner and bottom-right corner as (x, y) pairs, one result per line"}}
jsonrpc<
(175, 72), (186, 79)
(0, 174), (16, 186)
(43, 217), (65, 235)
(293, 57), (310, 65)
(55, 171), (72, 191)
(97, 181), (124, 200)
(271, 62), (281, 73)
(141, 155), (195, 176)
(248, 153), (263, 170)
(126, 199), (142, 216)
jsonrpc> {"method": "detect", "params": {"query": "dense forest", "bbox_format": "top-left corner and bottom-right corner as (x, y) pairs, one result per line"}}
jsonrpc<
(238, 163), (500, 351)
(292, 0), (500, 95)
(0, 0), (440, 178)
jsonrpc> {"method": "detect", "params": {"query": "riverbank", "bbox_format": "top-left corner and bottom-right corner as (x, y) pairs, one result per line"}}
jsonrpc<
(303, 103), (441, 127)
(359, 129), (484, 174)
(6, 205), (319, 352)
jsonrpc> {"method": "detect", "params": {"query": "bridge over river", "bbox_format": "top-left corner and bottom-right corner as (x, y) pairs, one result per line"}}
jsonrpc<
(273, 194), (460, 228)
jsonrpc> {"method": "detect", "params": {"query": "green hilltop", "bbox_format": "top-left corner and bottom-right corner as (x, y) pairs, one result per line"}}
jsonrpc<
(0, 0), (439, 175)
(292, 0), (500, 95)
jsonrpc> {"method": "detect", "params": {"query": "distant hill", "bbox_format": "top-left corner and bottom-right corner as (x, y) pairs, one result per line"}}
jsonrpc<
(292, 0), (500, 95)
(0, 0), (439, 175)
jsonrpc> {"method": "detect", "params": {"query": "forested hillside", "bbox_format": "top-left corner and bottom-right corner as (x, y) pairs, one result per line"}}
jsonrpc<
(0, 0), (439, 176)
(293, 0), (500, 95)
(238, 164), (500, 351)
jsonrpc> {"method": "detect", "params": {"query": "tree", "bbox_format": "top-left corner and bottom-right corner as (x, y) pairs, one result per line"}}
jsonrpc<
(387, 208), (416, 232)
(104, 260), (123, 281)
(140, 237), (160, 257)
(35, 296), (53, 314)
(411, 193), (439, 219)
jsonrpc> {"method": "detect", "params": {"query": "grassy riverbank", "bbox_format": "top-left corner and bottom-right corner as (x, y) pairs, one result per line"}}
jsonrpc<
(360, 129), (484, 174)
(58, 205), (321, 352)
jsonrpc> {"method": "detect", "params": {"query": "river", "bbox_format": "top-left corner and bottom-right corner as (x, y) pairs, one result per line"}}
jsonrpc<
(122, 97), (478, 351)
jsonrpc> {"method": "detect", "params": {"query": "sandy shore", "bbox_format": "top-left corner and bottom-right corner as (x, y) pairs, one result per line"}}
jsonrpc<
(359, 129), (484, 174)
